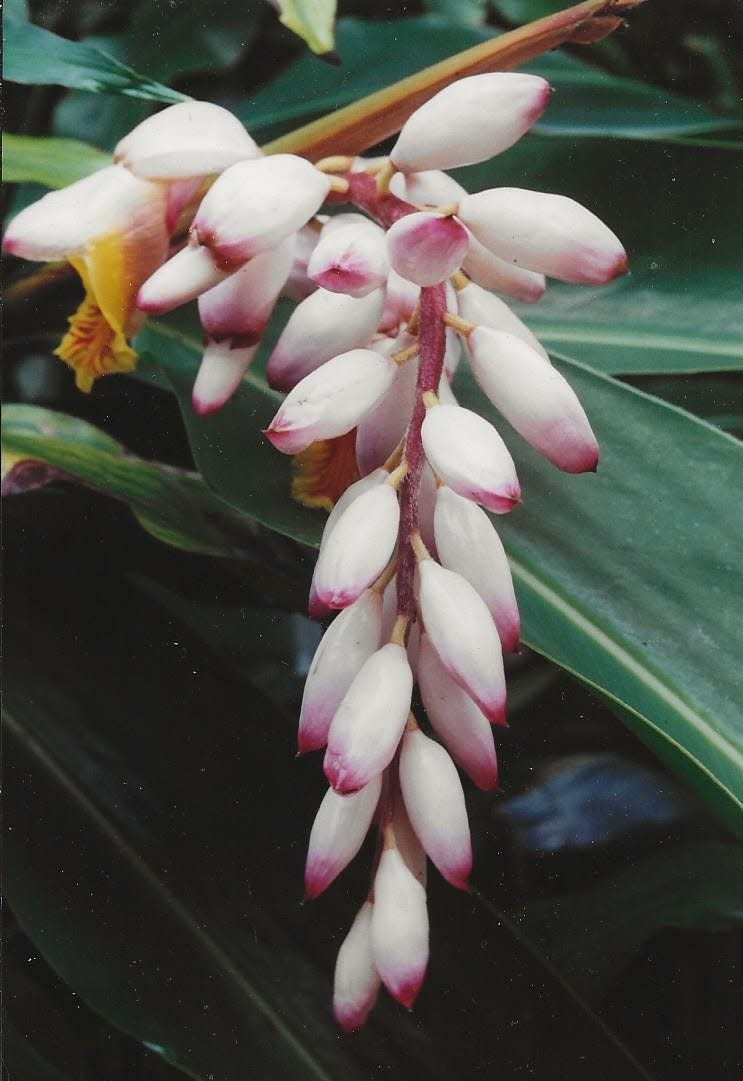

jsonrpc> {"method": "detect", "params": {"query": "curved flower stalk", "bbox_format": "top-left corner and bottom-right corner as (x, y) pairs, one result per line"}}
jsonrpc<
(4, 65), (627, 1027)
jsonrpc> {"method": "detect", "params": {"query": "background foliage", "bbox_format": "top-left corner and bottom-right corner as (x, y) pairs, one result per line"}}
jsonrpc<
(3, 1), (743, 1079)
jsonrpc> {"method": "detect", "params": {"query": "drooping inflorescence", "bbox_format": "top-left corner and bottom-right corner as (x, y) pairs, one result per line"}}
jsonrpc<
(3, 71), (627, 1029)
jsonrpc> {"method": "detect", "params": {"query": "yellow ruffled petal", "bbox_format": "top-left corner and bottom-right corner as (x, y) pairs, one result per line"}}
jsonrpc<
(292, 430), (360, 512)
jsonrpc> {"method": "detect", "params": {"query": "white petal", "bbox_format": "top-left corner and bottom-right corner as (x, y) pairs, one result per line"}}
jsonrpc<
(386, 212), (469, 286)
(421, 403), (520, 514)
(463, 236), (546, 303)
(457, 281), (548, 358)
(137, 243), (229, 314)
(467, 326), (599, 472)
(458, 188), (628, 284)
(333, 902), (381, 1031)
(191, 340), (257, 416)
(314, 484), (400, 609)
(197, 236), (295, 342)
(298, 589), (383, 753)
(308, 219), (389, 297)
(356, 344), (418, 475)
(390, 169), (467, 207)
(305, 776), (382, 898)
(434, 485), (520, 651)
(399, 728), (472, 889)
(115, 100), (259, 179)
(418, 560), (506, 722)
(193, 155), (331, 267)
(391, 73), (550, 173)
(371, 846), (428, 1007)
(378, 270), (419, 335)
(324, 643), (413, 793)
(418, 634), (499, 790)
(267, 287), (385, 391)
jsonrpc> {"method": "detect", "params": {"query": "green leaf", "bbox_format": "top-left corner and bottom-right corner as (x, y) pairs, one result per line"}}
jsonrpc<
(512, 842), (743, 1001)
(2, 404), (262, 558)
(2, 134), (110, 188)
(136, 320), (743, 834)
(4, 12), (188, 103)
(423, 0), (488, 27)
(273, 0), (337, 55)
(238, 16), (736, 143)
(3, 501), (653, 1081)
(460, 138), (743, 375)
(625, 374), (743, 435)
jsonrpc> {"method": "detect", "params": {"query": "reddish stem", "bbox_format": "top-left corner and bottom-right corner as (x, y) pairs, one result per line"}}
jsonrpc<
(328, 170), (416, 228)
(395, 283), (447, 621)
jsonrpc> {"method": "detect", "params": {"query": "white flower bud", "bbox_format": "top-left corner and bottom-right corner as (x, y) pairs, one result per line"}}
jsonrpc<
(191, 340), (257, 416)
(114, 100), (259, 180)
(192, 155), (331, 268)
(467, 326), (599, 472)
(264, 348), (397, 455)
(391, 73), (550, 173)
(391, 791), (427, 886)
(417, 634), (499, 791)
(371, 845), (429, 1008)
(298, 589), (383, 754)
(399, 727), (472, 889)
(282, 221), (323, 300)
(266, 287), (385, 391)
(333, 902), (381, 1032)
(197, 236), (295, 344)
(356, 340), (418, 475)
(324, 643), (413, 793)
(421, 403), (520, 514)
(389, 168), (466, 207)
(458, 187), (628, 284)
(418, 559), (506, 723)
(378, 270), (420, 335)
(137, 243), (230, 314)
(434, 486), (520, 651)
(308, 219), (389, 297)
(386, 212), (469, 286)
(313, 484), (400, 609)
(305, 775), (383, 899)
(457, 281), (548, 358)
(463, 236), (546, 303)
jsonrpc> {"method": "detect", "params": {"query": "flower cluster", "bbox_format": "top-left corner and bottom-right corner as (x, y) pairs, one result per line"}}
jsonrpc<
(4, 71), (627, 1028)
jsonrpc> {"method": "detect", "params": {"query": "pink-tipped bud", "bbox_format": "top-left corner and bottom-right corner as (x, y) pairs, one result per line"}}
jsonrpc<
(434, 486), (520, 651)
(391, 73), (550, 173)
(333, 902), (381, 1032)
(378, 270), (420, 335)
(386, 212), (469, 287)
(197, 236), (294, 343)
(192, 155), (331, 268)
(314, 484), (400, 610)
(399, 728), (472, 889)
(298, 589), (383, 754)
(389, 168), (466, 207)
(421, 403), (520, 514)
(356, 339), (418, 475)
(463, 237), (546, 303)
(137, 243), (230, 314)
(467, 326), (599, 472)
(264, 349), (397, 455)
(371, 845), (429, 1008)
(391, 791), (427, 886)
(458, 188), (628, 285)
(308, 220), (389, 297)
(324, 643), (413, 793)
(282, 221), (323, 300)
(417, 559), (506, 723)
(266, 287), (385, 391)
(418, 634), (499, 790)
(305, 776), (383, 899)
(114, 100), (259, 180)
(191, 340), (258, 416)
(457, 281), (548, 359)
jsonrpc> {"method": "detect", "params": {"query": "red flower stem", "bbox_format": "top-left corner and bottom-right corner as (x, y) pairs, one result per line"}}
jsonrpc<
(328, 170), (416, 228)
(395, 283), (447, 622)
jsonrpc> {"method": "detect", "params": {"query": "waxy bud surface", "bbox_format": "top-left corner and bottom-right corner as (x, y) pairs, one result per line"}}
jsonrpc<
(333, 902), (381, 1032)
(191, 341), (257, 416)
(305, 775), (383, 899)
(386, 212), (469, 287)
(308, 220), (389, 297)
(371, 846), (429, 1007)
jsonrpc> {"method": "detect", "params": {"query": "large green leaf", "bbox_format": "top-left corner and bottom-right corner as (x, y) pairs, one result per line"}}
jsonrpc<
(238, 16), (737, 143)
(3, 501), (652, 1081)
(2, 404), (261, 557)
(3, 134), (110, 188)
(460, 138), (743, 376)
(4, 10), (187, 103)
(136, 320), (743, 834)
